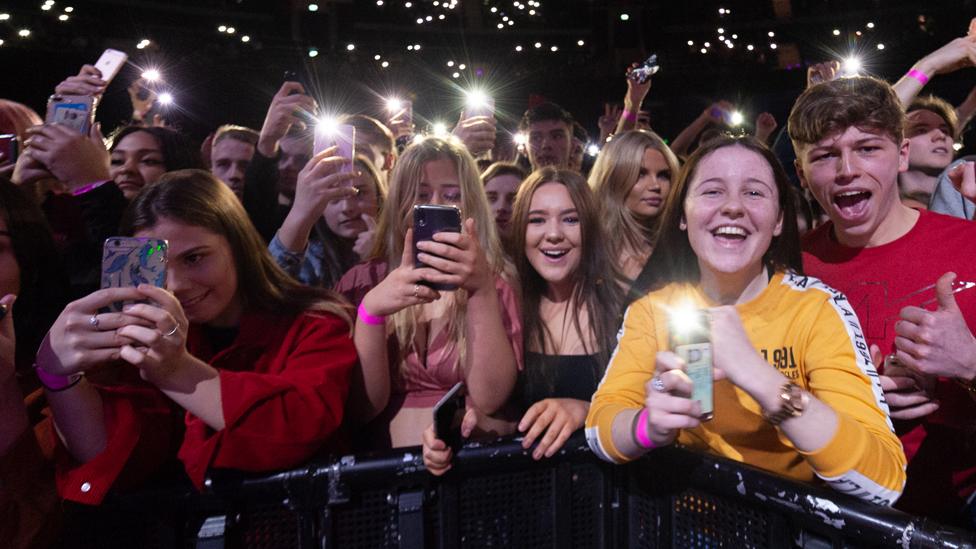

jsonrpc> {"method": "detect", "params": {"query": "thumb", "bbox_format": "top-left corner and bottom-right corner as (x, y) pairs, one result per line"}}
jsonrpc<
(460, 407), (478, 438)
(401, 228), (415, 267)
(869, 344), (884, 369)
(969, 17), (976, 39)
(936, 271), (961, 312)
(463, 218), (478, 240)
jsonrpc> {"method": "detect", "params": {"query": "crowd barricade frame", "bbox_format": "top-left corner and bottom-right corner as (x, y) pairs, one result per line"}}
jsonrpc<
(87, 432), (975, 548)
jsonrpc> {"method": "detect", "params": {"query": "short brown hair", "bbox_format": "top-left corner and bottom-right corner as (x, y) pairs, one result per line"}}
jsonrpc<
(481, 161), (527, 183)
(907, 95), (958, 138)
(788, 76), (905, 150)
(213, 124), (259, 147)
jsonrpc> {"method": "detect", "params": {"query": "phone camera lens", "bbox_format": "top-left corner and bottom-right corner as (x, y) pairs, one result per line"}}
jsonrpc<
(418, 217), (427, 228)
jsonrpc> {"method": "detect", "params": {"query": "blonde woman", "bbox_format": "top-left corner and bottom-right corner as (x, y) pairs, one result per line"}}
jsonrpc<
(588, 130), (679, 280)
(336, 136), (522, 449)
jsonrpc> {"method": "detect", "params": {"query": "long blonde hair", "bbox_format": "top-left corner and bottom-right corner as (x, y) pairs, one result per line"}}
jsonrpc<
(587, 130), (679, 274)
(370, 136), (507, 367)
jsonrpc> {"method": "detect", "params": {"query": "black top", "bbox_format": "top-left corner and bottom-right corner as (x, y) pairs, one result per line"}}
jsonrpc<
(518, 351), (601, 409)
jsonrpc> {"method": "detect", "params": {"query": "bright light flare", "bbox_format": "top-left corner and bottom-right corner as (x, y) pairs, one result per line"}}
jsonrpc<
(513, 132), (528, 146)
(669, 303), (704, 336)
(141, 69), (161, 81)
(432, 122), (449, 137)
(842, 56), (861, 75)
(465, 89), (491, 110)
(586, 144), (600, 157)
(157, 92), (174, 105)
(729, 111), (744, 126)
(317, 116), (340, 136)
(386, 98), (403, 112)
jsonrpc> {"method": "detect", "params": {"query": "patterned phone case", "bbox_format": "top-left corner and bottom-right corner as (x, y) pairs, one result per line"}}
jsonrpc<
(100, 237), (168, 312)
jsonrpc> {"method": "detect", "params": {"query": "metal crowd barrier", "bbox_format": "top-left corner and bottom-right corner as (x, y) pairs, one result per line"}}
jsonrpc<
(66, 432), (976, 548)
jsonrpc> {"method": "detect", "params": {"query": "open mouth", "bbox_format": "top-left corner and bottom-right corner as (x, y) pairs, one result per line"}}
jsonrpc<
(541, 249), (569, 259)
(711, 225), (748, 243)
(833, 190), (872, 218)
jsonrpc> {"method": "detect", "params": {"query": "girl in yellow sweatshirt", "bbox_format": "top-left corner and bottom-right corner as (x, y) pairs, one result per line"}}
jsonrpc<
(586, 135), (906, 506)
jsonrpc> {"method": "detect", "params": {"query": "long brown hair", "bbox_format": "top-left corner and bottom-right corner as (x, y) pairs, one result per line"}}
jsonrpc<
(120, 169), (351, 324)
(630, 135), (802, 300)
(509, 168), (625, 376)
(588, 130), (679, 274)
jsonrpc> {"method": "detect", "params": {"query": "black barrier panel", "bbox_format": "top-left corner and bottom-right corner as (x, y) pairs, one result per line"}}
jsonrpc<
(67, 432), (976, 549)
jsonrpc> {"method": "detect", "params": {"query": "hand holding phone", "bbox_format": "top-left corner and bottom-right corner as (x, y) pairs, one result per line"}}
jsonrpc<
(434, 382), (466, 453)
(413, 205), (462, 291)
(0, 135), (18, 166)
(668, 309), (713, 421)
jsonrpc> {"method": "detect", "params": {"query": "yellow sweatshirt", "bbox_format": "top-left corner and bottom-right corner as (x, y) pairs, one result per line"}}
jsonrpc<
(585, 271), (906, 506)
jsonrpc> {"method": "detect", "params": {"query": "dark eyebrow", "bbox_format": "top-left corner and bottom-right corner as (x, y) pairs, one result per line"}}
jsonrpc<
(174, 245), (209, 259)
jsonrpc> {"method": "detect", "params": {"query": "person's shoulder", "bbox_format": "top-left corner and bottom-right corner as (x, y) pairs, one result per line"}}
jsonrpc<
(918, 207), (976, 231)
(335, 259), (388, 291)
(775, 271), (844, 303)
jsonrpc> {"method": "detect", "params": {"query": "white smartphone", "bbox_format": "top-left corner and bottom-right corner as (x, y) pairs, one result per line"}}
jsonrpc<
(94, 48), (128, 85)
(314, 124), (356, 175)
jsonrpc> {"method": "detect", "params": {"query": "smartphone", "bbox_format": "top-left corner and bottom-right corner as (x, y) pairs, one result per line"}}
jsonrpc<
(668, 309), (713, 421)
(463, 96), (495, 120)
(434, 382), (466, 453)
(45, 95), (95, 135)
(0, 134), (17, 165)
(627, 53), (660, 84)
(94, 48), (128, 85)
(413, 204), (462, 291)
(100, 237), (168, 312)
(314, 124), (356, 175)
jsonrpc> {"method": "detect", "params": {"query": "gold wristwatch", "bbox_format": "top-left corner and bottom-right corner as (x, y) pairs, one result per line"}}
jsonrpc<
(762, 382), (809, 426)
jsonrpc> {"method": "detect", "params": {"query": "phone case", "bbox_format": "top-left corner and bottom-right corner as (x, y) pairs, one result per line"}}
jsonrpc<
(101, 237), (168, 312)
(46, 95), (94, 135)
(413, 204), (462, 291)
(434, 382), (466, 452)
(315, 124), (356, 175)
(677, 342), (714, 421)
(94, 48), (128, 85)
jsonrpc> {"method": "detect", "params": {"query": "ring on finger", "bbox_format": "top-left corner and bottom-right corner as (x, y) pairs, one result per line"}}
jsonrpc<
(162, 323), (180, 338)
(89, 313), (100, 330)
(413, 284), (420, 298)
(651, 376), (666, 393)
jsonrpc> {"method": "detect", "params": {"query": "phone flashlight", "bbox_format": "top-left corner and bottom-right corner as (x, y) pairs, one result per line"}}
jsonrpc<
(141, 68), (162, 82)
(157, 92), (174, 105)
(463, 89), (494, 119)
(386, 97), (403, 112)
(729, 110), (744, 126)
(668, 306), (713, 421)
(431, 121), (449, 137)
(842, 56), (861, 76)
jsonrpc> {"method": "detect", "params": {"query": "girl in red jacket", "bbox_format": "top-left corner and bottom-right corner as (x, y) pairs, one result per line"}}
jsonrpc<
(37, 168), (357, 504)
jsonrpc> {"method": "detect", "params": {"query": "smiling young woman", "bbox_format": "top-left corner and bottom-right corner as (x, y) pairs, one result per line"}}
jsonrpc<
(37, 170), (357, 505)
(587, 135), (907, 506)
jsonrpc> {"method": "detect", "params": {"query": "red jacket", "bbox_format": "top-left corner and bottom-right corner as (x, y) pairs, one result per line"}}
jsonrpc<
(56, 310), (356, 504)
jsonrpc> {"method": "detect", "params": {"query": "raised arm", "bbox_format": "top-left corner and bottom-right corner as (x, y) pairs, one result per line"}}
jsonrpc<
(893, 24), (976, 107)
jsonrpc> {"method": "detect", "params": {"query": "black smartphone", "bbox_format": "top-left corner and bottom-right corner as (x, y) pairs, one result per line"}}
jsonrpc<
(0, 134), (18, 165)
(413, 204), (462, 291)
(434, 382), (465, 453)
(282, 70), (317, 125)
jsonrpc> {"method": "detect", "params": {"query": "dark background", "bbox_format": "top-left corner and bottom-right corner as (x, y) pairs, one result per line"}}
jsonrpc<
(3, 0), (976, 149)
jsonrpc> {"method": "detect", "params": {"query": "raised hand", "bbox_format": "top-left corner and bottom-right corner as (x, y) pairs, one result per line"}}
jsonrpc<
(754, 112), (778, 143)
(55, 64), (107, 97)
(894, 272), (976, 381)
(23, 123), (109, 189)
(257, 81), (317, 157)
(807, 61), (840, 88)
(452, 114), (496, 157)
(415, 218), (494, 294)
(353, 214), (377, 258)
(947, 161), (976, 203)
(360, 229), (442, 318)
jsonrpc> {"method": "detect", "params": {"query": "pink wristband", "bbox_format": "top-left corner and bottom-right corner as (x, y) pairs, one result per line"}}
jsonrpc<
(634, 408), (656, 449)
(34, 364), (81, 391)
(906, 69), (930, 86)
(621, 109), (638, 123)
(357, 303), (386, 326)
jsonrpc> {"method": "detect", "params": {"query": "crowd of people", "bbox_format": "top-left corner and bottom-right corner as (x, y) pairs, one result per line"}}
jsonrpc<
(2, 20), (976, 548)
